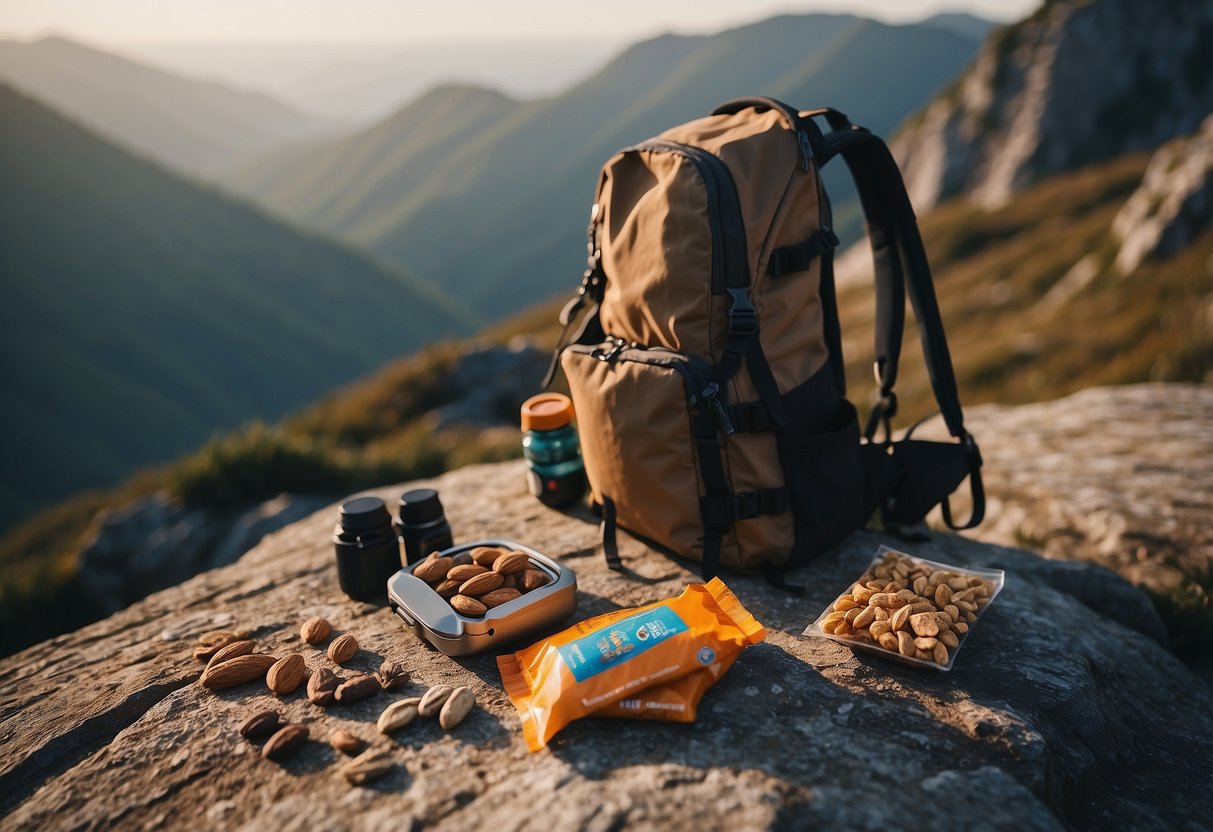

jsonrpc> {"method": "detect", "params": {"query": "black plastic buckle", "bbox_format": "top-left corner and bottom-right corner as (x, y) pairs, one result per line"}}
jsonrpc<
(726, 288), (758, 336)
(733, 491), (761, 519)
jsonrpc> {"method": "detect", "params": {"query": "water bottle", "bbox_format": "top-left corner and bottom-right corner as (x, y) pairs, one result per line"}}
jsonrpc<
(521, 392), (586, 509)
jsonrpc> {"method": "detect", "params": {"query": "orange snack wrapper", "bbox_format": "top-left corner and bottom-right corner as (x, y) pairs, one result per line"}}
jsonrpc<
(497, 577), (765, 751)
(595, 650), (738, 722)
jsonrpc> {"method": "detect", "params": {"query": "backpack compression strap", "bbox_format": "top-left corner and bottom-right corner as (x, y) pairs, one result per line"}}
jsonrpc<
(810, 118), (984, 530)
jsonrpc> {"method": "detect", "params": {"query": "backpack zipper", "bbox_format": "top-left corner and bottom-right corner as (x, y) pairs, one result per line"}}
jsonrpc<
(626, 139), (748, 296)
(568, 342), (733, 434)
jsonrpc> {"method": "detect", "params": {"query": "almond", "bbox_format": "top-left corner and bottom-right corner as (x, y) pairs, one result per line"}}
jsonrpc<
(327, 634), (358, 664)
(912, 576), (929, 596)
(877, 632), (899, 651)
(932, 642), (950, 666)
(377, 697), (421, 734)
(492, 551), (530, 575)
(889, 605), (912, 632)
(470, 546), (507, 567)
(200, 654), (277, 689)
(334, 674), (380, 704)
(307, 667), (340, 706)
(341, 748), (395, 785)
(450, 595), (487, 617)
(238, 710), (281, 740)
(934, 584), (953, 608)
(913, 637), (939, 651)
(447, 564), (488, 582)
(909, 613), (940, 638)
(413, 556), (454, 583)
(267, 653), (306, 694)
(262, 724), (308, 760)
(300, 617), (332, 644)
(438, 686), (475, 729)
(205, 639), (255, 671)
(939, 629), (960, 649)
(418, 684), (454, 717)
(198, 629), (240, 647)
(833, 596), (860, 612)
(433, 579), (461, 598)
(481, 588), (522, 608)
(521, 569), (551, 592)
(896, 631), (915, 657)
(869, 620), (892, 638)
(852, 607), (876, 630)
(329, 729), (366, 756)
(459, 571), (505, 597)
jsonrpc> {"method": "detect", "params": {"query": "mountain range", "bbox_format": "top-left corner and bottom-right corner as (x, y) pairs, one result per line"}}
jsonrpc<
(0, 36), (335, 174)
(224, 14), (987, 316)
(0, 85), (469, 530)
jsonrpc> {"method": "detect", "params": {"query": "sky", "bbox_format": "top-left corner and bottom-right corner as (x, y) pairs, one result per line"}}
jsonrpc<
(0, 0), (1038, 43)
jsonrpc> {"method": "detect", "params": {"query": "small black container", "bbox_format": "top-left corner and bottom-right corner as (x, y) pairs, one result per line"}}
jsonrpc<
(333, 496), (401, 601)
(395, 488), (453, 565)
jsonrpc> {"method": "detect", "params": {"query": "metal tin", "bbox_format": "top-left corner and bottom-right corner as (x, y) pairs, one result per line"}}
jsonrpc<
(386, 539), (577, 656)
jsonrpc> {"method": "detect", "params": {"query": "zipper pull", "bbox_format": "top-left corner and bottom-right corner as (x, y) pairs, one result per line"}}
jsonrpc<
(797, 130), (814, 171)
(700, 382), (735, 435)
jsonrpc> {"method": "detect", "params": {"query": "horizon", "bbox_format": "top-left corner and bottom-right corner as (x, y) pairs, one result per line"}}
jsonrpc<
(0, 0), (1035, 45)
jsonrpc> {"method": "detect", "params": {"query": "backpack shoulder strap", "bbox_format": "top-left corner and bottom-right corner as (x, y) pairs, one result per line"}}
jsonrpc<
(807, 116), (984, 529)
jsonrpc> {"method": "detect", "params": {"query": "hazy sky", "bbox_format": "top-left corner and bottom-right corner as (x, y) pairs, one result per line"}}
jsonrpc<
(0, 0), (1038, 43)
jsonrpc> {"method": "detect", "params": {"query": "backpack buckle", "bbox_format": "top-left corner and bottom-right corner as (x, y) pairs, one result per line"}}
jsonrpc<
(726, 288), (757, 336)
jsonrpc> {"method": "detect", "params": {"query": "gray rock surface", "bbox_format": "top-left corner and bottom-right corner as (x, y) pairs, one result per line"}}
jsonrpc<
(892, 0), (1213, 210)
(3, 459), (1212, 831)
(930, 384), (1213, 596)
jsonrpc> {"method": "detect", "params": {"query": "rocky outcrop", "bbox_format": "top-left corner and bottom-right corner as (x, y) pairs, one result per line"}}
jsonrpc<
(922, 384), (1213, 597)
(78, 491), (330, 615)
(430, 340), (549, 430)
(3, 458), (1212, 831)
(1112, 116), (1213, 273)
(892, 0), (1213, 210)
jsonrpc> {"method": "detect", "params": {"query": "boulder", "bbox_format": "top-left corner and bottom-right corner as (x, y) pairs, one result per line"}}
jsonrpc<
(2, 460), (1211, 831)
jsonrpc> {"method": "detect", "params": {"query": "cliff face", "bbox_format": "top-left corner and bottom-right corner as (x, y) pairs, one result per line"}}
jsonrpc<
(892, 0), (1213, 210)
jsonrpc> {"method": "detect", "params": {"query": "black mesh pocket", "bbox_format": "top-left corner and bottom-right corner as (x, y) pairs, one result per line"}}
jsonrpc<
(777, 400), (869, 559)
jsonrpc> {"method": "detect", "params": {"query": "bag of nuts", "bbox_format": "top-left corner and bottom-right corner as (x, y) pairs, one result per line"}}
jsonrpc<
(803, 545), (1004, 671)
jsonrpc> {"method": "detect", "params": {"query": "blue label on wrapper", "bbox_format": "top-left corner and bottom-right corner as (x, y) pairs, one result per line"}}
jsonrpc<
(556, 605), (688, 683)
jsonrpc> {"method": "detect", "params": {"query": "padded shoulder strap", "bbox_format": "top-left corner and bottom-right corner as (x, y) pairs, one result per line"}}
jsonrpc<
(812, 123), (965, 439)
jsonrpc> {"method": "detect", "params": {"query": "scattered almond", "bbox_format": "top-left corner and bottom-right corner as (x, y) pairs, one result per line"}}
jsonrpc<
(262, 724), (308, 760)
(238, 710), (281, 740)
(205, 639), (255, 671)
(418, 685), (454, 717)
(300, 617), (332, 644)
(438, 686), (475, 729)
(375, 660), (409, 691)
(267, 653), (306, 694)
(334, 674), (380, 704)
(377, 697), (421, 734)
(200, 654), (277, 689)
(327, 634), (358, 664)
(329, 729), (366, 756)
(341, 748), (395, 785)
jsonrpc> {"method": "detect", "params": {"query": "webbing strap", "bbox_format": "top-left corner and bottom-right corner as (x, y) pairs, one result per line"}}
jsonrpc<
(766, 227), (840, 278)
(601, 495), (623, 571)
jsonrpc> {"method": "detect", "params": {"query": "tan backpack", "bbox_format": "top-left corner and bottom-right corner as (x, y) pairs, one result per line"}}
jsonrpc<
(546, 97), (984, 586)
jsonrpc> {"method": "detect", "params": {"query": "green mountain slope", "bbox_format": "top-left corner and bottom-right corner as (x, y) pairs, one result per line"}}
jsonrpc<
(0, 36), (334, 174)
(226, 14), (983, 315)
(0, 85), (471, 529)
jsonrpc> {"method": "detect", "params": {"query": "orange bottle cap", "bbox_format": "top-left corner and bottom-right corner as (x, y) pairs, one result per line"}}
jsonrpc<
(521, 392), (575, 431)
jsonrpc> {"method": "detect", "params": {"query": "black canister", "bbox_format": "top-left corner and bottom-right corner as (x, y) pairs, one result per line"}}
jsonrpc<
(333, 496), (401, 601)
(395, 488), (453, 565)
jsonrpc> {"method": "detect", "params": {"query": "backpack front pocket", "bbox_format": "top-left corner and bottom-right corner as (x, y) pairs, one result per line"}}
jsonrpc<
(561, 342), (708, 560)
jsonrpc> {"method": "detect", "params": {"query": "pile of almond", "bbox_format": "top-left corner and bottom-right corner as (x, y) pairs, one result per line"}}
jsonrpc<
(412, 546), (552, 617)
(188, 618), (480, 784)
(820, 550), (994, 666)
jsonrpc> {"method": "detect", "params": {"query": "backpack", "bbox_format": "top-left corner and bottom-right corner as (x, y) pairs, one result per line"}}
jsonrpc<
(545, 97), (985, 585)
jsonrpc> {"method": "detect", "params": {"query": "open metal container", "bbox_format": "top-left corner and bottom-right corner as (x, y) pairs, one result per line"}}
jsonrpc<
(386, 539), (577, 656)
